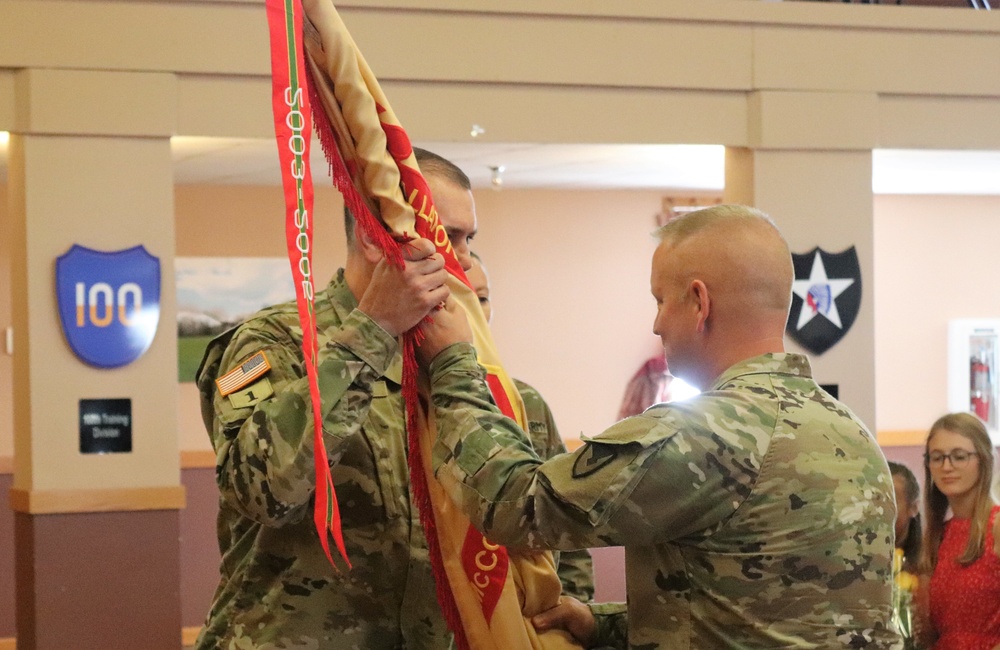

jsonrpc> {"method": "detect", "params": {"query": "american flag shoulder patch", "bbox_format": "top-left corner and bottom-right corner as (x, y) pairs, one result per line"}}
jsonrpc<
(216, 351), (272, 397)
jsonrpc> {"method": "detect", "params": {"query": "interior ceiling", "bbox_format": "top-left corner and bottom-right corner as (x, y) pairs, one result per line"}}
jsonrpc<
(1, 134), (1000, 195)
(167, 138), (730, 192)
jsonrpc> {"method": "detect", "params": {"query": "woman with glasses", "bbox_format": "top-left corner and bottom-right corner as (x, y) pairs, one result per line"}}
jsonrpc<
(914, 412), (1000, 650)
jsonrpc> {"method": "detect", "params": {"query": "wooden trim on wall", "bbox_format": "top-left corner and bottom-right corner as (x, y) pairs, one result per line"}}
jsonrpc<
(877, 430), (926, 447)
(9, 485), (185, 514)
(0, 435), (928, 479)
(182, 626), (202, 647)
(180, 449), (216, 469)
(0, 627), (202, 648)
(0, 451), (217, 475)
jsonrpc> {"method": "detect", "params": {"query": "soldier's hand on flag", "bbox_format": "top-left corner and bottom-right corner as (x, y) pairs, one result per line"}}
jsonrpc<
(358, 237), (449, 337)
(416, 294), (473, 365)
(532, 596), (596, 647)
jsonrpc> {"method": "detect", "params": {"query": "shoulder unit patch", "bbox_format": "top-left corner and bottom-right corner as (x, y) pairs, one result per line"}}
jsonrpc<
(572, 442), (619, 479)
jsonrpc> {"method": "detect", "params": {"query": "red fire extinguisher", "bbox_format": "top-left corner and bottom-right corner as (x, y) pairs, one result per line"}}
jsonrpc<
(971, 350), (992, 422)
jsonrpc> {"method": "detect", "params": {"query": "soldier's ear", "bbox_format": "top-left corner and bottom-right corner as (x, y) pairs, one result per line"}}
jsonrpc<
(355, 228), (385, 265)
(690, 279), (710, 334)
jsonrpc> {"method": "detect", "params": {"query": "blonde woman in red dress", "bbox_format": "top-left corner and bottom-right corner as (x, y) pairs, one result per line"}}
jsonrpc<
(915, 412), (1000, 650)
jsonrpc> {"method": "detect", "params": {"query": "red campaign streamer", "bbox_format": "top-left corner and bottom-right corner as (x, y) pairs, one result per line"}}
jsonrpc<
(265, 0), (349, 569)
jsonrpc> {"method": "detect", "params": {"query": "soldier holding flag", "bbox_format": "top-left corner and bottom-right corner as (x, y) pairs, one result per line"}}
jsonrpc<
(418, 205), (903, 649)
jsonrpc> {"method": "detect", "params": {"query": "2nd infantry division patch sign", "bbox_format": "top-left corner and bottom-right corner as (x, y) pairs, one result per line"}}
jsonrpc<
(786, 246), (862, 355)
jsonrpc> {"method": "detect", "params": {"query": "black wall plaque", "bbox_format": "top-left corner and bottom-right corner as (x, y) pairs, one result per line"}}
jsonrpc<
(79, 398), (132, 454)
(820, 384), (839, 400)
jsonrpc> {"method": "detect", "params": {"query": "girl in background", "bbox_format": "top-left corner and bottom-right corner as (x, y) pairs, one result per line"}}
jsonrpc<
(916, 412), (1000, 650)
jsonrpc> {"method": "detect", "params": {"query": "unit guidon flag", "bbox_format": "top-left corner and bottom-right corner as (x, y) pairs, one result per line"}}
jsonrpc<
(265, 1), (580, 648)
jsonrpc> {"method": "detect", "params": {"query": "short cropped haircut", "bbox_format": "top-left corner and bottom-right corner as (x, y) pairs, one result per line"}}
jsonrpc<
(654, 204), (780, 245)
(344, 147), (470, 249)
(413, 147), (472, 191)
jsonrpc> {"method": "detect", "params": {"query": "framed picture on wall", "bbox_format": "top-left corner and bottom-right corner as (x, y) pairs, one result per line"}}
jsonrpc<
(176, 257), (295, 383)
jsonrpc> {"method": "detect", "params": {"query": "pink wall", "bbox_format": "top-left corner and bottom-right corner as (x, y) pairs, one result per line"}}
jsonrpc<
(173, 184), (667, 447)
(873, 194), (1000, 433)
(470, 189), (666, 440)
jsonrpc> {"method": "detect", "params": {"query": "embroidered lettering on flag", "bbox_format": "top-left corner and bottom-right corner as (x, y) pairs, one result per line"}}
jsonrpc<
(216, 351), (272, 396)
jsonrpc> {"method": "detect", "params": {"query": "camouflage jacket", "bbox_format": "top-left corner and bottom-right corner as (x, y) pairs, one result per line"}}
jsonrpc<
(195, 271), (450, 650)
(429, 346), (903, 650)
(513, 377), (595, 603)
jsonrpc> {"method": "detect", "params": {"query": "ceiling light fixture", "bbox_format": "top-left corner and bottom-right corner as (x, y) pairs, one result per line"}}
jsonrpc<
(489, 165), (505, 189)
(470, 124), (485, 138)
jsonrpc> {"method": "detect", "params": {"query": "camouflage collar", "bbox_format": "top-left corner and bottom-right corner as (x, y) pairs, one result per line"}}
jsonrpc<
(711, 353), (812, 390)
(326, 269), (403, 385)
(326, 269), (358, 322)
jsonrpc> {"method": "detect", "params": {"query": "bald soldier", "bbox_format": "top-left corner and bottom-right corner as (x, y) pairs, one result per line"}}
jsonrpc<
(417, 205), (902, 649)
(467, 254), (595, 603)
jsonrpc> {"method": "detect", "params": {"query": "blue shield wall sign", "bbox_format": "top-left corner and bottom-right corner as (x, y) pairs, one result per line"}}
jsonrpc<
(56, 245), (161, 368)
(786, 246), (862, 355)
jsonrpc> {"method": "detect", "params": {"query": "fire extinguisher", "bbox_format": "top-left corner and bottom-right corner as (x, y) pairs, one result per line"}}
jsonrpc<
(970, 350), (992, 422)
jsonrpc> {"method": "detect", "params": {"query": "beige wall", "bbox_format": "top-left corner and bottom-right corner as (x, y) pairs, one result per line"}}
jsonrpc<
(874, 194), (1000, 434)
(174, 184), (347, 451)
(472, 189), (666, 439)
(171, 186), (1000, 449)
(3, 185), (997, 456)
(173, 185), (665, 449)
(0, 184), (11, 461)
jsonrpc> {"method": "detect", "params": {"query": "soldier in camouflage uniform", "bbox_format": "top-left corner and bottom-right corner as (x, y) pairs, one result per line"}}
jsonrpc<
(417, 205), (903, 649)
(193, 151), (472, 650)
(467, 254), (595, 603)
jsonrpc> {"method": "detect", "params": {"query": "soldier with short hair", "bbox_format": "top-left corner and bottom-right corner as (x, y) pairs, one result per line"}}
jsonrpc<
(193, 150), (471, 649)
(417, 204), (903, 649)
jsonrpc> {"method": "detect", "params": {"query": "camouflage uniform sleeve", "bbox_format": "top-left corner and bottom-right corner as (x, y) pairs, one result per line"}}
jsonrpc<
(588, 602), (628, 649)
(429, 343), (753, 551)
(202, 308), (397, 527)
(518, 384), (596, 603)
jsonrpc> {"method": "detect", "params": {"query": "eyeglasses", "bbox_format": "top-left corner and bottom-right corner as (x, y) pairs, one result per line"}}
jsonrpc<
(925, 450), (978, 468)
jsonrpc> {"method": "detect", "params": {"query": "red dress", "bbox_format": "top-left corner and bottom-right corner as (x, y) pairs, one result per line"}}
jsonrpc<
(929, 504), (1000, 650)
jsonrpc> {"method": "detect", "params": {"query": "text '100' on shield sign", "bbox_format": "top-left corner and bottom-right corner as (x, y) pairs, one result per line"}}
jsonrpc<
(56, 245), (161, 368)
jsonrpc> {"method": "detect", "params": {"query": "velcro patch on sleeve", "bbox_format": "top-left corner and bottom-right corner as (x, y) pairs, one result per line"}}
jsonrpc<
(216, 351), (271, 396)
(228, 376), (274, 409)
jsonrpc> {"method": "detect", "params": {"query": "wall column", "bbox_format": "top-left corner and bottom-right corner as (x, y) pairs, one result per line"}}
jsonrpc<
(725, 90), (878, 428)
(8, 69), (183, 650)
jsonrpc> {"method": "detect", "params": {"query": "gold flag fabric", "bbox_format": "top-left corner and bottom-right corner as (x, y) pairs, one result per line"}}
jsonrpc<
(297, 1), (583, 648)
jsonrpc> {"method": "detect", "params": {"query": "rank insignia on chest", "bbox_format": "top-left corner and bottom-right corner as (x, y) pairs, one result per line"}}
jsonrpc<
(216, 351), (272, 396)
